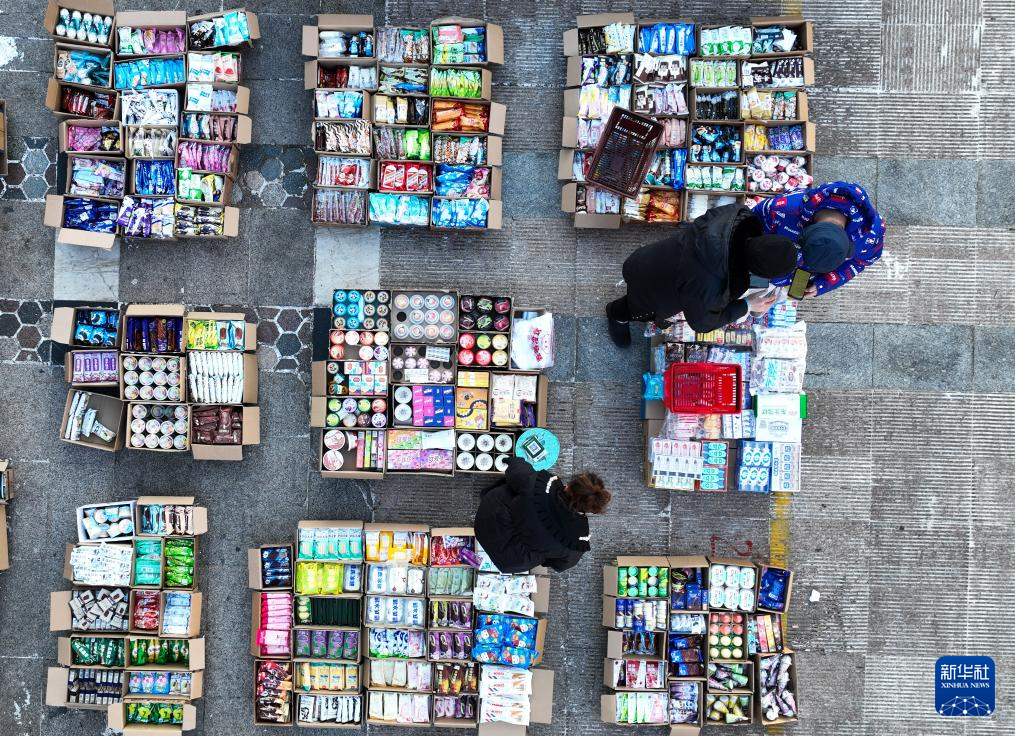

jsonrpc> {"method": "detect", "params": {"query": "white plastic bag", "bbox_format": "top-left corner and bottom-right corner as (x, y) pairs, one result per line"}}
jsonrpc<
(510, 312), (555, 370)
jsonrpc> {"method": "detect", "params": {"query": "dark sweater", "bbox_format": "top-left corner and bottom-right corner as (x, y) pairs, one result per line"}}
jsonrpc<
(474, 458), (590, 574)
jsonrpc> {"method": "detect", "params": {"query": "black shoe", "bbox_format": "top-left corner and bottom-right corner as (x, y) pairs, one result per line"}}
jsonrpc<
(607, 316), (632, 348)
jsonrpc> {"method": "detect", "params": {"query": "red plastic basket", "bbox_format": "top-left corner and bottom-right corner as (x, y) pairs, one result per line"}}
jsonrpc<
(664, 363), (743, 415)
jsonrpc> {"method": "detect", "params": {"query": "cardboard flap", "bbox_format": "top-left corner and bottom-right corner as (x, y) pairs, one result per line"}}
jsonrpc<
(561, 182), (577, 213)
(529, 669), (555, 723)
(57, 637), (72, 666)
(52, 307), (77, 345)
(486, 199), (503, 230)
(234, 114), (252, 145)
(46, 667), (70, 707)
(0, 505), (7, 571)
(245, 11), (261, 41)
(50, 590), (73, 631)
(223, 206), (240, 237)
(309, 396), (328, 428)
(668, 555), (709, 569)
(302, 24), (318, 56)
(487, 101), (507, 136)
(242, 406), (261, 445)
(558, 149), (575, 180)
(188, 637), (206, 671)
(234, 86), (250, 115)
(485, 23), (505, 65)
(578, 13), (636, 28)
(304, 59), (318, 90)
(44, 195), (65, 228)
(532, 575), (551, 614)
(247, 548), (262, 589)
(487, 135), (503, 167)
(311, 361), (328, 396)
(115, 10), (187, 28)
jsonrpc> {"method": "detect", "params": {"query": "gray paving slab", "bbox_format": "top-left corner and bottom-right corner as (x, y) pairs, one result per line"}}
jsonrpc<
(976, 159), (1015, 227)
(805, 322), (874, 389)
(876, 158), (978, 226)
(0, 202), (55, 299)
(872, 324), (973, 391)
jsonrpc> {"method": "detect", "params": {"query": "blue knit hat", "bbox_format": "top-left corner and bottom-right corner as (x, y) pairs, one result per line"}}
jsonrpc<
(800, 222), (851, 273)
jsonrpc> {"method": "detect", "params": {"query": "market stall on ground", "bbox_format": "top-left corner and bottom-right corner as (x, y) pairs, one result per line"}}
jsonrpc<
(43, 2), (260, 246)
(602, 555), (798, 732)
(560, 14), (814, 228)
(251, 522), (554, 730)
(310, 289), (555, 478)
(0, 460), (11, 571)
(50, 304), (260, 460)
(47, 497), (207, 734)
(305, 15), (505, 229)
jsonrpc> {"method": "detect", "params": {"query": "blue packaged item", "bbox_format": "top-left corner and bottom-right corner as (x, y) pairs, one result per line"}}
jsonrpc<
(134, 160), (176, 196)
(642, 372), (664, 401)
(737, 439), (771, 492)
(57, 48), (111, 87)
(115, 57), (186, 89)
(638, 23), (696, 55)
(368, 193), (429, 226)
(758, 567), (791, 611)
(431, 198), (488, 229)
(434, 164), (474, 198)
(63, 197), (118, 233)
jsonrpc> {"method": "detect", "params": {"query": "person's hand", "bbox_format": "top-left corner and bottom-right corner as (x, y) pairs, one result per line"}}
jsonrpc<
(747, 291), (779, 314)
(805, 285), (818, 298)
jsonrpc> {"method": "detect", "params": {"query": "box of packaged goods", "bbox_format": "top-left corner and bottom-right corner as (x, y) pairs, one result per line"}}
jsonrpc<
(0, 460), (9, 571)
(48, 497), (206, 722)
(43, 5), (257, 244)
(640, 303), (805, 492)
(601, 555), (797, 732)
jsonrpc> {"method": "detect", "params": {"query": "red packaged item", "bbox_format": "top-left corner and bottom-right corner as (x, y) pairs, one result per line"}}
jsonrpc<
(465, 168), (491, 198)
(132, 591), (161, 631)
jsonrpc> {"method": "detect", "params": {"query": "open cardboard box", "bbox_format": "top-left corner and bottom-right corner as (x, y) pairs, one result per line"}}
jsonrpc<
(174, 203), (240, 238)
(561, 182), (622, 229)
(135, 496), (209, 537)
(743, 54), (815, 87)
(316, 427), (387, 479)
(65, 153), (126, 199)
(113, 55), (186, 90)
(46, 77), (121, 121)
(124, 124), (178, 160)
(117, 351), (187, 400)
(44, 0), (115, 45)
(184, 83), (250, 115)
(190, 405), (260, 461)
(0, 99), (7, 176)
(750, 16), (814, 56)
(312, 188), (370, 227)
(754, 651), (799, 725)
(64, 541), (134, 588)
(563, 13), (637, 56)
(366, 692), (431, 728)
(602, 657), (668, 691)
(429, 67), (493, 101)
(59, 116), (123, 155)
(430, 17), (504, 66)
(246, 543), (295, 590)
(756, 564), (794, 614)
(181, 352), (258, 403)
(668, 555), (710, 612)
(745, 119), (815, 154)
(314, 154), (377, 190)
(50, 588), (130, 632)
(302, 14), (375, 58)
(44, 194), (118, 249)
(431, 197), (502, 231)
(124, 635), (206, 671)
(742, 90), (809, 123)
(108, 701), (198, 733)
(305, 58), (378, 91)
(60, 389), (126, 451)
(605, 628), (665, 661)
(174, 169), (235, 206)
(76, 499), (137, 543)
(114, 12), (188, 57)
(248, 588), (294, 658)
(46, 665), (125, 710)
(601, 692), (702, 734)
(64, 349), (119, 388)
(54, 40), (115, 91)
(187, 8), (261, 48)
(314, 90), (373, 123)
(473, 668), (554, 736)
(174, 139), (239, 179)
(119, 303), (186, 352)
(603, 555), (671, 598)
(126, 403), (191, 453)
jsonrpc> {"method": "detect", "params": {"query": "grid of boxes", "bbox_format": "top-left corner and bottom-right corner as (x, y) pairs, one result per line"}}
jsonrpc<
(250, 522), (554, 731)
(310, 289), (552, 478)
(304, 15), (505, 229)
(601, 556), (799, 733)
(0, 99), (8, 176)
(51, 304), (261, 460)
(43, 1), (260, 247)
(47, 498), (207, 735)
(559, 14), (813, 229)
(642, 300), (805, 494)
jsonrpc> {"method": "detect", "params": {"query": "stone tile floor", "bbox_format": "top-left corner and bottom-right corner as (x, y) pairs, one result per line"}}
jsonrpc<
(0, 0), (1013, 734)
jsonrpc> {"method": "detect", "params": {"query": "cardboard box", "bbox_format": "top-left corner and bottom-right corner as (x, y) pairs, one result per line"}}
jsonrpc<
(184, 83), (250, 115)
(129, 589), (202, 637)
(65, 152), (127, 200)
(745, 120), (815, 154)
(667, 555), (710, 612)
(44, 194), (118, 249)
(55, 41), (114, 91)
(742, 90), (808, 123)
(187, 8), (261, 48)
(475, 669), (554, 736)
(64, 541), (134, 587)
(560, 182), (622, 229)
(174, 168), (234, 206)
(563, 14), (637, 56)
(46, 77), (121, 121)
(117, 351), (186, 400)
(0, 99), (7, 177)
(247, 544), (294, 590)
(46, 665), (125, 710)
(126, 403), (191, 452)
(50, 588), (129, 632)
(44, 0), (116, 45)
(602, 658), (668, 691)
(756, 565), (794, 614)
(605, 629), (665, 660)
(316, 428), (387, 479)
(302, 15), (375, 57)
(114, 12), (188, 57)
(119, 304), (186, 352)
(123, 636), (206, 672)
(750, 16), (814, 56)
(742, 54), (814, 87)
(754, 652), (799, 724)
(60, 389), (126, 451)
(0, 504), (8, 571)
(173, 203), (240, 237)
(603, 556), (671, 598)
(59, 118), (125, 155)
(431, 197), (502, 231)
(305, 58), (378, 91)
(314, 154), (376, 190)
(63, 349), (119, 387)
(108, 701), (198, 733)
(56, 633), (127, 666)
(190, 405), (260, 461)
(430, 18), (504, 66)
(135, 496), (209, 536)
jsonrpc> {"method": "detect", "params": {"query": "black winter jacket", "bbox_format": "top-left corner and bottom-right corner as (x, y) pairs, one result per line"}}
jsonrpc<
(473, 457), (591, 574)
(621, 204), (760, 332)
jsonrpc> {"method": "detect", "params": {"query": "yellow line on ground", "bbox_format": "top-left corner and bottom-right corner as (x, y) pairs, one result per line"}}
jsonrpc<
(767, 491), (793, 736)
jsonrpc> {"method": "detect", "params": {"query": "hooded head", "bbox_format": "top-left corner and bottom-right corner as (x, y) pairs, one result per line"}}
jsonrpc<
(744, 234), (797, 279)
(800, 220), (852, 273)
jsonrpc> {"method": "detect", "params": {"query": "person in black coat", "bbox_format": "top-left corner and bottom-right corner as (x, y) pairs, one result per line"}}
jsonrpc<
(474, 457), (611, 574)
(605, 203), (798, 347)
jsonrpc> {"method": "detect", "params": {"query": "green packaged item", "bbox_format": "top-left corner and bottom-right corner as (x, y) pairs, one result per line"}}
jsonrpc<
(71, 636), (125, 667)
(134, 539), (163, 586)
(164, 538), (195, 588)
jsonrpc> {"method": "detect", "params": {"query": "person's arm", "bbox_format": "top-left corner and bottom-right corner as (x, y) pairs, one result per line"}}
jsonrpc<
(809, 222), (885, 296)
(504, 457), (536, 495)
(543, 549), (584, 573)
(682, 296), (749, 334)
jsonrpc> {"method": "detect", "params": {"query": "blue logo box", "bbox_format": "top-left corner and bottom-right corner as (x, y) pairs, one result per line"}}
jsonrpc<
(936, 656), (995, 717)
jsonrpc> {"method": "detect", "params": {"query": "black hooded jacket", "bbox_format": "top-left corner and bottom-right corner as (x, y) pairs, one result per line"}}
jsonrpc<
(473, 457), (590, 574)
(621, 204), (761, 332)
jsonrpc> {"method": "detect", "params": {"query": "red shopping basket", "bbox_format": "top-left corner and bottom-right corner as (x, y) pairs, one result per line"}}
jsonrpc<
(664, 363), (743, 414)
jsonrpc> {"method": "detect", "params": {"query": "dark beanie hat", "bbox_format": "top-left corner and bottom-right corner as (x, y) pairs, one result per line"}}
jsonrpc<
(744, 234), (798, 279)
(800, 222), (852, 273)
